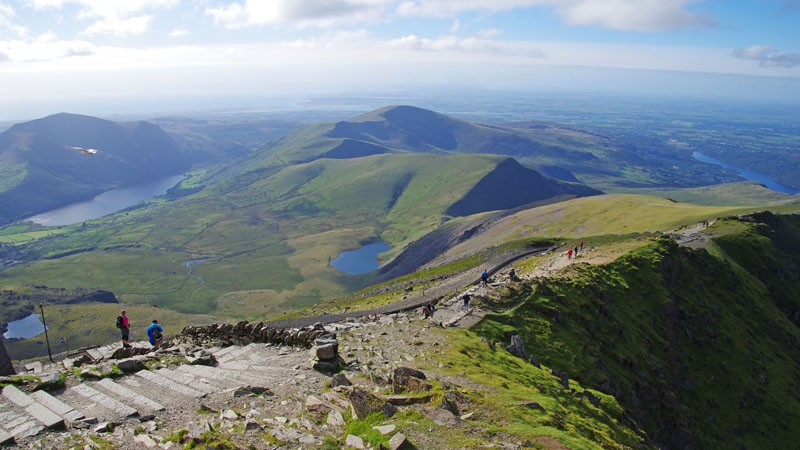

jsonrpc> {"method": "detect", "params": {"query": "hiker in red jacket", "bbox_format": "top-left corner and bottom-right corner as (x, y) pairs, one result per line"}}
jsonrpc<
(567, 248), (573, 259)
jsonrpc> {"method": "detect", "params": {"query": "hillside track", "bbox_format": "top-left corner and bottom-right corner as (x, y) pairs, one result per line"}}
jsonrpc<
(264, 244), (558, 329)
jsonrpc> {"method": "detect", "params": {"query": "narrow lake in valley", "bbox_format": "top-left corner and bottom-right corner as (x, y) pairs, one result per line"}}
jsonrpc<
(26, 174), (185, 226)
(331, 242), (390, 275)
(692, 152), (798, 195)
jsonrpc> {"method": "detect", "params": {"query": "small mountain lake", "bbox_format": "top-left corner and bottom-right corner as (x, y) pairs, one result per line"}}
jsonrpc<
(692, 152), (798, 195)
(3, 313), (46, 339)
(331, 242), (390, 275)
(26, 174), (185, 226)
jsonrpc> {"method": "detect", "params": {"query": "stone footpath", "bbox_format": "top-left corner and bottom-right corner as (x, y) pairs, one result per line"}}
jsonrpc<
(0, 337), (328, 448)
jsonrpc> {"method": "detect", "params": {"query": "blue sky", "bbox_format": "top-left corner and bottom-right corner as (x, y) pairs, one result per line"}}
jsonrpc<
(0, 1), (798, 118)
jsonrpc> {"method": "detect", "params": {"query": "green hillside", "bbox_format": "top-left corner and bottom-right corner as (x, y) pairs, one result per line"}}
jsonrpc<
(473, 213), (800, 449)
(0, 113), (190, 225)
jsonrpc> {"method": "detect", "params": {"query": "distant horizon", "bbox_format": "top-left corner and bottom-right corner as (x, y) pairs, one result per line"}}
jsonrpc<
(1, 1), (798, 122)
(2, 69), (800, 123)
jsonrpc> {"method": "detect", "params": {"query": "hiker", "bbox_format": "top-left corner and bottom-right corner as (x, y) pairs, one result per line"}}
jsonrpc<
(116, 310), (131, 349)
(574, 245), (579, 256)
(580, 240), (584, 251)
(422, 301), (435, 319)
(147, 319), (164, 349)
(508, 268), (518, 281)
(462, 292), (471, 311)
(481, 269), (489, 286)
(567, 248), (573, 259)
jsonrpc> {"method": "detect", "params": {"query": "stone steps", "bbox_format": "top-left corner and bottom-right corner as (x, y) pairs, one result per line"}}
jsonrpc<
(94, 378), (165, 414)
(154, 368), (227, 395)
(135, 369), (205, 398)
(0, 427), (13, 446)
(70, 384), (138, 419)
(30, 390), (84, 423)
(0, 399), (44, 439)
(2, 385), (65, 430)
(176, 363), (276, 388)
(215, 344), (259, 364)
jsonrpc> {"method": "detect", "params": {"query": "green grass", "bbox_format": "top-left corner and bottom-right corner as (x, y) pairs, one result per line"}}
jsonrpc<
(471, 216), (800, 449)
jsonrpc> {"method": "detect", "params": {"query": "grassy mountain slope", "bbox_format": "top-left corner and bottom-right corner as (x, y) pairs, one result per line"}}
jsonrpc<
(0, 152), (593, 328)
(0, 113), (189, 224)
(473, 214), (800, 449)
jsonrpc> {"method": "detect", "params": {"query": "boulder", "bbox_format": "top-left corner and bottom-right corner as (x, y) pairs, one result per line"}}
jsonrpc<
(331, 372), (352, 387)
(393, 367), (427, 394)
(116, 356), (147, 374)
(505, 335), (528, 359)
(388, 432), (408, 450)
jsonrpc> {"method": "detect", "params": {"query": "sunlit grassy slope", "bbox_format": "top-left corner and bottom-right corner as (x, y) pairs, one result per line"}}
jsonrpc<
(2, 152), (585, 321)
(618, 181), (800, 206)
(472, 213), (800, 449)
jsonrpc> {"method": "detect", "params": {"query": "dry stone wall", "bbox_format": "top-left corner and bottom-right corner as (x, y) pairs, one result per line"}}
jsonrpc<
(177, 321), (335, 349)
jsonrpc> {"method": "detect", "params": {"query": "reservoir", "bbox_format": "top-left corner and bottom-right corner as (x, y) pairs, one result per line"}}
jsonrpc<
(26, 174), (185, 226)
(692, 152), (799, 195)
(331, 242), (390, 275)
(3, 313), (46, 339)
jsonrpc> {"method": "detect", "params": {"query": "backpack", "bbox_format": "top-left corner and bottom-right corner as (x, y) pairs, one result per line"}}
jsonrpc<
(115, 316), (123, 329)
(152, 327), (162, 340)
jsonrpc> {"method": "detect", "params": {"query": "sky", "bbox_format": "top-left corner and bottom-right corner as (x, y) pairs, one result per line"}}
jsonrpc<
(1, 0), (799, 119)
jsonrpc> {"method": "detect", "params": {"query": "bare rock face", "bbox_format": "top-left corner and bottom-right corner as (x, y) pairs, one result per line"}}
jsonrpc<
(505, 335), (528, 359)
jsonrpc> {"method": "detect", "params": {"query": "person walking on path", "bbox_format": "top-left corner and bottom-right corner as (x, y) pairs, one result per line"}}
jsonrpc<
(481, 269), (489, 286)
(147, 319), (164, 350)
(116, 310), (131, 349)
(567, 248), (573, 259)
(580, 240), (584, 252)
(462, 292), (471, 312)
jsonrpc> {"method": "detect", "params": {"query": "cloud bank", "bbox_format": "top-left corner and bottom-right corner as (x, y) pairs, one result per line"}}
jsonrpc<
(734, 45), (800, 68)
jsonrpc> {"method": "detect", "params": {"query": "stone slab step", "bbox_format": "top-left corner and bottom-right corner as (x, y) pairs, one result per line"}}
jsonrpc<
(30, 390), (84, 423)
(0, 400), (45, 438)
(86, 348), (105, 361)
(71, 384), (138, 418)
(2, 385), (64, 429)
(177, 364), (275, 387)
(136, 370), (204, 398)
(95, 378), (165, 413)
(216, 344), (258, 363)
(211, 346), (239, 358)
(155, 368), (222, 395)
(24, 361), (43, 374)
(0, 428), (13, 446)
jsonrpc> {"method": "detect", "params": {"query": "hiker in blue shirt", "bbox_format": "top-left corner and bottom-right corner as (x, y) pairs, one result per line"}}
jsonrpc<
(147, 319), (164, 349)
(481, 269), (489, 286)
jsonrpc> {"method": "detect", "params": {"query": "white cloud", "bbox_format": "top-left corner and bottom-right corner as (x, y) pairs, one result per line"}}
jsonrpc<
(391, 30), (542, 57)
(0, 2), (28, 37)
(733, 45), (800, 68)
(30, 0), (178, 36)
(282, 29), (370, 49)
(83, 14), (152, 36)
(206, 0), (388, 29)
(558, 0), (712, 31)
(203, 0), (712, 32)
(168, 28), (189, 38)
(0, 37), (96, 61)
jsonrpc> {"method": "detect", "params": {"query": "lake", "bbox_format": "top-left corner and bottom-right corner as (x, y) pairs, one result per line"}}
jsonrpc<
(26, 174), (185, 226)
(692, 152), (799, 195)
(3, 313), (46, 339)
(331, 242), (391, 275)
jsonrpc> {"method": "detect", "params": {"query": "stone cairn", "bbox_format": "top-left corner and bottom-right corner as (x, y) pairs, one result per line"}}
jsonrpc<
(177, 321), (342, 372)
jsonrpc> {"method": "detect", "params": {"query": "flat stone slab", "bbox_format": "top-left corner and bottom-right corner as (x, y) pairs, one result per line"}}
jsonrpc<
(0, 428), (13, 445)
(2, 385), (34, 408)
(30, 390), (84, 423)
(155, 368), (221, 395)
(0, 401), (42, 438)
(96, 378), (165, 413)
(71, 383), (138, 418)
(2, 385), (64, 429)
(86, 348), (105, 361)
(24, 362), (42, 374)
(136, 370), (204, 398)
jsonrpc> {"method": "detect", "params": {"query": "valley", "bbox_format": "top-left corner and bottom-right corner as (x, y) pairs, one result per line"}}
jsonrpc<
(1, 99), (799, 449)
